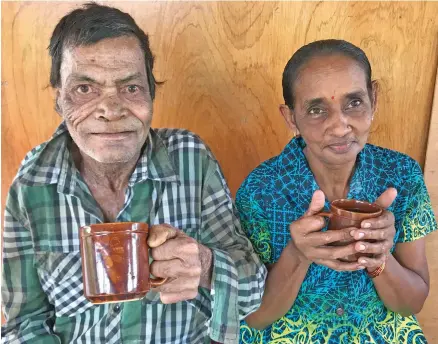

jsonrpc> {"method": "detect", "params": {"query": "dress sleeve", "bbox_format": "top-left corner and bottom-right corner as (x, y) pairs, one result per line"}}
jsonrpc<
(235, 177), (273, 265)
(397, 161), (437, 243)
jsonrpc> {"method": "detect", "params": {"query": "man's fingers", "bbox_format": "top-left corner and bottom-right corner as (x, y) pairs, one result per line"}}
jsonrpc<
(153, 277), (200, 293)
(374, 187), (397, 209)
(148, 224), (179, 248)
(150, 259), (201, 278)
(304, 190), (326, 216)
(159, 290), (199, 304)
(151, 237), (199, 261)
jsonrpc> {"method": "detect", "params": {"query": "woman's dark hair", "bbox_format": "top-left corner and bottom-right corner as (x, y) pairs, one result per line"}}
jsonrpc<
(282, 39), (373, 109)
(48, 2), (157, 99)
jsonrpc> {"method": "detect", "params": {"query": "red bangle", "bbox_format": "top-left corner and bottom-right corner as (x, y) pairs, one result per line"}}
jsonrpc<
(367, 261), (386, 278)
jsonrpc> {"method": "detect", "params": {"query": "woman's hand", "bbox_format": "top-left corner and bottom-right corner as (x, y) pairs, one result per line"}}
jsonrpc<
(350, 188), (397, 272)
(289, 190), (365, 271)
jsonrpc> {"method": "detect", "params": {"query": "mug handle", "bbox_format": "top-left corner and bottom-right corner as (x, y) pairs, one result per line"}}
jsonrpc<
(150, 276), (168, 287)
(146, 228), (169, 288)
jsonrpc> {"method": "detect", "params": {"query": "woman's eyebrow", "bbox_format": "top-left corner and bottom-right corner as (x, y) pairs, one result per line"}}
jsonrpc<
(303, 97), (325, 108)
(344, 90), (368, 100)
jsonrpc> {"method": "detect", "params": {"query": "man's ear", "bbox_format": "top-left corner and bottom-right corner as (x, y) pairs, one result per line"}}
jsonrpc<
(279, 104), (300, 136)
(55, 89), (62, 115)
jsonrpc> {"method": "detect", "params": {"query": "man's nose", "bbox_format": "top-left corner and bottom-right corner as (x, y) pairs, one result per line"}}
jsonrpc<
(94, 93), (125, 121)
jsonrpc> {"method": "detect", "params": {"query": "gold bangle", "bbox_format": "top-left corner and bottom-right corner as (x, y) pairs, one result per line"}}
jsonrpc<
(367, 261), (386, 278)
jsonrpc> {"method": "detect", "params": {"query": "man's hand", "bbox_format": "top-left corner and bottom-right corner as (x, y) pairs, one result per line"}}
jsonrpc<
(148, 224), (213, 304)
(350, 188), (397, 272)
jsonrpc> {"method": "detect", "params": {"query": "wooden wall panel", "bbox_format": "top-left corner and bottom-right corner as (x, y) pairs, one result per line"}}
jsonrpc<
(2, 1), (438, 340)
(422, 65), (438, 343)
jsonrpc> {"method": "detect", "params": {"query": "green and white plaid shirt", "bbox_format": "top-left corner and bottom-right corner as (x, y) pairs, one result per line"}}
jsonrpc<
(2, 122), (267, 344)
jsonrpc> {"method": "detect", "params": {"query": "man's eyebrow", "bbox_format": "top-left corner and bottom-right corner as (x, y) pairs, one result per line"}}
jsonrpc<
(66, 73), (145, 85)
(67, 74), (103, 85)
(115, 73), (144, 84)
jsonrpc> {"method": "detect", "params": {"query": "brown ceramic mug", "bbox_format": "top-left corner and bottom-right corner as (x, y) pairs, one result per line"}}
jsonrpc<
(318, 199), (383, 262)
(80, 222), (167, 304)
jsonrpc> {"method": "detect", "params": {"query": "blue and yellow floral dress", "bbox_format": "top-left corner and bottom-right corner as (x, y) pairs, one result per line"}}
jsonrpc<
(237, 137), (437, 344)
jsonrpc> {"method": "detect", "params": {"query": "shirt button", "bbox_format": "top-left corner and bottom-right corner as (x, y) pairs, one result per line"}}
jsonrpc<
(336, 307), (344, 316)
(113, 305), (121, 314)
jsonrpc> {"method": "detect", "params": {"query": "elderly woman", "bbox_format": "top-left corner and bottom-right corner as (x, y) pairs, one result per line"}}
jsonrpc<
(238, 39), (437, 343)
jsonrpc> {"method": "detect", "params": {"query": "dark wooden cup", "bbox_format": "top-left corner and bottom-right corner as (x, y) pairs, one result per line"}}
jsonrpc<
(80, 222), (167, 304)
(319, 199), (383, 262)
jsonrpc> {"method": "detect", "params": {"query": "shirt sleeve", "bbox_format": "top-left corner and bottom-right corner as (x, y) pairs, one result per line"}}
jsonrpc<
(235, 178), (273, 265)
(397, 161), (438, 243)
(1, 191), (61, 344)
(199, 159), (267, 344)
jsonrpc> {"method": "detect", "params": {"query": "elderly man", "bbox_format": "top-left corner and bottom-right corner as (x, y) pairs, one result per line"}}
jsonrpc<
(1, 3), (266, 344)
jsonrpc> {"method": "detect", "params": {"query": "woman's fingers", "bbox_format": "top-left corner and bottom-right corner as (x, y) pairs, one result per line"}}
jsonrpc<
(355, 253), (387, 269)
(354, 240), (392, 255)
(315, 258), (364, 272)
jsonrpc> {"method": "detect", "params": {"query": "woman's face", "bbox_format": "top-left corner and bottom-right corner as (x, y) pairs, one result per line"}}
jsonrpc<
(282, 54), (376, 166)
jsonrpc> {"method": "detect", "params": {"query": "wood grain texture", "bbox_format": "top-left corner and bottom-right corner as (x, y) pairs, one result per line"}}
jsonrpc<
(2, 1), (438, 339)
(424, 64), (438, 236)
(421, 63), (438, 342)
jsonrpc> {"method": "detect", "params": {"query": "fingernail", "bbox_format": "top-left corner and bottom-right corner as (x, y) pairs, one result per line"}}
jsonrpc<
(357, 266), (365, 270)
(360, 259), (367, 264)
(358, 244), (366, 251)
(362, 223), (371, 228)
(357, 232), (365, 239)
(350, 230), (355, 236)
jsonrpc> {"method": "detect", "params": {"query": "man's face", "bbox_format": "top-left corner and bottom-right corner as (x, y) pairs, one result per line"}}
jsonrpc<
(57, 36), (153, 164)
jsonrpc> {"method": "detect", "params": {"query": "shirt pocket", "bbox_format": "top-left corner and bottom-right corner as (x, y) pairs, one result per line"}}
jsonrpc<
(34, 251), (96, 317)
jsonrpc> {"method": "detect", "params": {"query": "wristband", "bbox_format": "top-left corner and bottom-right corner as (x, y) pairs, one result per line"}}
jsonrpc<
(367, 261), (386, 278)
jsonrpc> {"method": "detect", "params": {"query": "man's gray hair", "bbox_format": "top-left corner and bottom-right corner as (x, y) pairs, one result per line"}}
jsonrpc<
(48, 2), (157, 99)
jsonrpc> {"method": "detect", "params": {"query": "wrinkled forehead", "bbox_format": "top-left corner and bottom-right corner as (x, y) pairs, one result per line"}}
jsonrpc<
(59, 36), (147, 85)
(294, 55), (369, 102)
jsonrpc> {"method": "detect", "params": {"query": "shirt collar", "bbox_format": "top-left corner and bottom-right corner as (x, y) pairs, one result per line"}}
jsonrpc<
(128, 129), (179, 185)
(17, 121), (179, 189)
(278, 136), (366, 195)
(281, 135), (366, 169)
